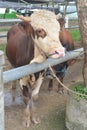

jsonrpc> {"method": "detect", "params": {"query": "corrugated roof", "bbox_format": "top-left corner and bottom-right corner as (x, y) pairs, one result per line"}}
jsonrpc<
(0, 0), (75, 9)
(1, 0), (75, 2)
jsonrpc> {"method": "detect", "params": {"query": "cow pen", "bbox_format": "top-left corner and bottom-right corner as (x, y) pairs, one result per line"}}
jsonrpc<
(0, 16), (81, 130)
(0, 47), (83, 130)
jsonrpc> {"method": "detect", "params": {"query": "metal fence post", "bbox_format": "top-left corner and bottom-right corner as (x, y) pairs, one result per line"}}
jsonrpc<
(0, 50), (5, 130)
(65, 16), (69, 28)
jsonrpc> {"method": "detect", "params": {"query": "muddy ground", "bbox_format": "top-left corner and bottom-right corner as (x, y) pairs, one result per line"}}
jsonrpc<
(1, 35), (83, 130)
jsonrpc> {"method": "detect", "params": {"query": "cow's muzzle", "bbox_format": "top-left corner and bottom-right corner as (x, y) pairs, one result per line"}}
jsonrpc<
(48, 48), (65, 58)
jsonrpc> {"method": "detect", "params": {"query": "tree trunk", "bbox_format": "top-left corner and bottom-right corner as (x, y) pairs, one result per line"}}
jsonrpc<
(76, 0), (87, 87)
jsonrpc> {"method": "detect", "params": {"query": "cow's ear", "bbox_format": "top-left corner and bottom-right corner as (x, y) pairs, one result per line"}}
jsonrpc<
(16, 14), (31, 22)
(56, 13), (65, 28)
(58, 18), (65, 28)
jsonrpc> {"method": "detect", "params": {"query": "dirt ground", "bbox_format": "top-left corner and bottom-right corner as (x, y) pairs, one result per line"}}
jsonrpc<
(1, 36), (83, 130)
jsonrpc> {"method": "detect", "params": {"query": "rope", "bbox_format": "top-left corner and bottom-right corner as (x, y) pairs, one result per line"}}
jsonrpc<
(49, 65), (87, 98)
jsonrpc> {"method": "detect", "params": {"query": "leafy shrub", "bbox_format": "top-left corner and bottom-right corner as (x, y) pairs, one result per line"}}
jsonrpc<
(74, 82), (87, 99)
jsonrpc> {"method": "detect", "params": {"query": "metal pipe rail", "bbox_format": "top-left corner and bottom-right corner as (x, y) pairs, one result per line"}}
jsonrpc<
(0, 19), (21, 23)
(0, 33), (7, 38)
(3, 48), (83, 84)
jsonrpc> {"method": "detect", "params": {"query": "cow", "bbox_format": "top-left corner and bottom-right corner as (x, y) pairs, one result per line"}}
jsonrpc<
(6, 10), (65, 127)
(46, 17), (75, 94)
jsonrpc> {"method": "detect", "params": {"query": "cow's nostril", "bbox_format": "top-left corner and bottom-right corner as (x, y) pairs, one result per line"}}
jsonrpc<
(55, 51), (59, 54)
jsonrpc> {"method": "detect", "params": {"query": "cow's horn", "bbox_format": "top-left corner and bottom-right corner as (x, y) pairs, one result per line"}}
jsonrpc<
(16, 14), (31, 22)
(56, 13), (62, 20)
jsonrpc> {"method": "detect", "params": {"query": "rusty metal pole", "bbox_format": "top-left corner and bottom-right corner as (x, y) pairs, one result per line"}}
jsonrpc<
(0, 50), (5, 130)
(52, 0), (54, 12)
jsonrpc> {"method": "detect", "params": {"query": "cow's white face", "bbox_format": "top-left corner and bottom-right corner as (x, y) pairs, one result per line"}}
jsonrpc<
(30, 10), (65, 58)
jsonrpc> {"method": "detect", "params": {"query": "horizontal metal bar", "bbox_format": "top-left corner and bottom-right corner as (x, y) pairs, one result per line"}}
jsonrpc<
(0, 19), (21, 23)
(66, 25), (79, 29)
(3, 48), (83, 84)
(0, 33), (7, 38)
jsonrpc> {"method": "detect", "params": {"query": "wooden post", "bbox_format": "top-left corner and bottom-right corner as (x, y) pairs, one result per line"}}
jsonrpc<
(0, 50), (5, 130)
(76, 0), (87, 87)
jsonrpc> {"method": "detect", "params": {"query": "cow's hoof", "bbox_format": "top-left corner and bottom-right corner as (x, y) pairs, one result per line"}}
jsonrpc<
(31, 117), (40, 124)
(11, 101), (17, 106)
(22, 120), (30, 128)
(46, 75), (54, 79)
(57, 90), (64, 94)
(12, 96), (15, 102)
(48, 90), (55, 95)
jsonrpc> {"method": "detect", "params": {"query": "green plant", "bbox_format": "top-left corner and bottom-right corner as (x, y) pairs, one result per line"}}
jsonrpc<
(74, 83), (87, 99)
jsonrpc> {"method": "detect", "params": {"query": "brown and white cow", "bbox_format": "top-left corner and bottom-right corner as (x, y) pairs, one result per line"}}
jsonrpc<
(6, 10), (65, 127)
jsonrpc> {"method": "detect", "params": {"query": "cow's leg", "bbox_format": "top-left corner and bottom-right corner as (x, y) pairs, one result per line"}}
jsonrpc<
(30, 73), (43, 124)
(57, 77), (64, 94)
(11, 80), (17, 102)
(30, 103), (40, 124)
(45, 67), (54, 92)
(20, 79), (31, 127)
(23, 101), (30, 127)
(20, 77), (41, 127)
(48, 79), (53, 92)
(32, 73), (44, 100)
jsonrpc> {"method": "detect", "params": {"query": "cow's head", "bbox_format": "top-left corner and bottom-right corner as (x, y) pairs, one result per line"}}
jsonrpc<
(17, 10), (65, 58)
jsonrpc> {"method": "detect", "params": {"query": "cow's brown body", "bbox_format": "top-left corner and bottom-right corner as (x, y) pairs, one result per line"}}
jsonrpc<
(6, 22), (35, 67)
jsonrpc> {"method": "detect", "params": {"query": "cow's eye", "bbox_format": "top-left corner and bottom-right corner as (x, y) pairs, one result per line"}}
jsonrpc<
(36, 29), (47, 38)
(38, 30), (42, 33)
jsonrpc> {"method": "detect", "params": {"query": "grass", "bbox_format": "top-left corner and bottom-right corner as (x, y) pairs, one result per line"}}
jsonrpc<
(0, 28), (9, 32)
(0, 44), (6, 53)
(0, 13), (17, 19)
(69, 29), (81, 42)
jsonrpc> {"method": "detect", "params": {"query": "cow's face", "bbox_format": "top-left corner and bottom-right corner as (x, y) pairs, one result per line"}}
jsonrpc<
(17, 10), (65, 58)
(30, 10), (65, 58)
